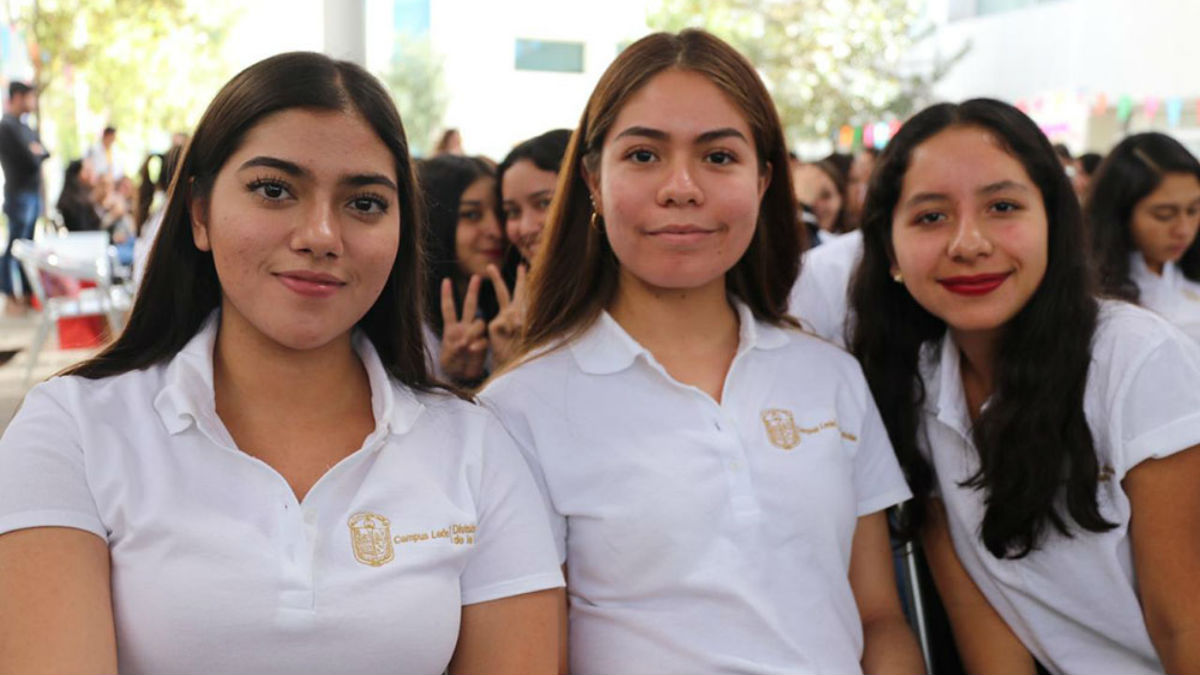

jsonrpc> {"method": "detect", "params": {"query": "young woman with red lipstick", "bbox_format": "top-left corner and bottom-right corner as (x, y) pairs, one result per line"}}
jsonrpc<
(849, 99), (1200, 674)
(0, 53), (563, 674)
(482, 30), (923, 675)
(417, 155), (512, 386)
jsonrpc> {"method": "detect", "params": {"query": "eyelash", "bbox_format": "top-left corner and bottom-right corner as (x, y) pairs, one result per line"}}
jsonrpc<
(622, 148), (739, 165)
(246, 177), (389, 215)
(246, 176), (293, 203)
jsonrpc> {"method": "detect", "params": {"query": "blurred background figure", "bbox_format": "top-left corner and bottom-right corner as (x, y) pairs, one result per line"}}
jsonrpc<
(844, 147), (878, 231)
(1087, 132), (1200, 343)
(434, 127), (463, 156)
(56, 158), (100, 232)
(86, 126), (122, 181)
(792, 157), (847, 244)
(0, 81), (49, 315)
(132, 144), (183, 288)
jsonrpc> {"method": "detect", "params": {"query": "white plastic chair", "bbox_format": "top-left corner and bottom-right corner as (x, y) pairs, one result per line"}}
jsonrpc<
(10, 233), (132, 387)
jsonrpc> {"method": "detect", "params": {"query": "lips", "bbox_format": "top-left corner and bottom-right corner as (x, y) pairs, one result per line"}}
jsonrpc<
(937, 272), (1011, 296)
(275, 270), (346, 298)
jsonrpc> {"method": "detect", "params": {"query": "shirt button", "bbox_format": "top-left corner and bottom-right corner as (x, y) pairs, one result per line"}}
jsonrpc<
(303, 509), (317, 526)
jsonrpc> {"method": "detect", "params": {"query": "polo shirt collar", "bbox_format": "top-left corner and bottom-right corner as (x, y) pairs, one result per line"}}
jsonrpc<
(568, 298), (790, 375)
(921, 330), (973, 439)
(154, 312), (424, 440)
(1130, 251), (1178, 292)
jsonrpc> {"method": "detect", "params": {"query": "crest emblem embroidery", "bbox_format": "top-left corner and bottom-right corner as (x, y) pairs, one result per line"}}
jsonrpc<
(761, 408), (802, 450)
(348, 512), (395, 567)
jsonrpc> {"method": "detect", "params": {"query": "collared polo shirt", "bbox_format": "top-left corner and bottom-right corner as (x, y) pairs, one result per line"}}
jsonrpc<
(0, 314), (563, 675)
(1130, 252), (1200, 344)
(482, 301), (911, 675)
(789, 229), (864, 348)
(917, 300), (1200, 675)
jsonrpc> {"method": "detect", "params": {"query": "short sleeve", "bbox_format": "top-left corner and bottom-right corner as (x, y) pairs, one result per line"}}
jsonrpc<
(0, 382), (107, 540)
(850, 377), (913, 516)
(479, 388), (569, 563)
(1112, 329), (1200, 473)
(459, 413), (565, 606)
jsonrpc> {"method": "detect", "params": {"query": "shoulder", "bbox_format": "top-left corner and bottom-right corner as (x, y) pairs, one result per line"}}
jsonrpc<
(802, 229), (864, 271)
(1092, 299), (1186, 361)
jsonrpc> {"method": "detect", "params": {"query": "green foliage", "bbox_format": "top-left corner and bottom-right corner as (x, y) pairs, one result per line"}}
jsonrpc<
(381, 37), (447, 158)
(24, 0), (237, 166)
(648, 0), (967, 145)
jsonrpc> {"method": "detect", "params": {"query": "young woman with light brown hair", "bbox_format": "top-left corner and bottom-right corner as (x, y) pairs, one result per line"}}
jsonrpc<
(482, 29), (923, 675)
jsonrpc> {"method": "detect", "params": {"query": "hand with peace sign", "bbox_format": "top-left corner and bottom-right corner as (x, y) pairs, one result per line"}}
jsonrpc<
(438, 274), (489, 384)
(487, 263), (528, 368)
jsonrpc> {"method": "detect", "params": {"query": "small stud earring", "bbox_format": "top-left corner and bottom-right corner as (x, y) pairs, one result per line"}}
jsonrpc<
(892, 271), (903, 283)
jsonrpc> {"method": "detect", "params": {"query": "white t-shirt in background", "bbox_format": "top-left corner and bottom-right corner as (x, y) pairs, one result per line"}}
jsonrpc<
(0, 314), (564, 675)
(789, 229), (863, 348)
(1130, 252), (1200, 344)
(482, 300), (911, 675)
(918, 300), (1200, 675)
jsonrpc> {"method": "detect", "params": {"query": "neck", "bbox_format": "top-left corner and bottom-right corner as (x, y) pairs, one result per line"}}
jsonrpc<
(950, 327), (1000, 418)
(609, 271), (739, 362)
(212, 309), (370, 420)
(1142, 252), (1165, 277)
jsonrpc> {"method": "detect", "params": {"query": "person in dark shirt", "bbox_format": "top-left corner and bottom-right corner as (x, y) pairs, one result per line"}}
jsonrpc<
(0, 81), (49, 311)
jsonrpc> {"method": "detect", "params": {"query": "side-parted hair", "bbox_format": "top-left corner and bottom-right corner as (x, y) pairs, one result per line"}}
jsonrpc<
(64, 52), (441, 394)
(519, 29), (801, 356)
(849, 98), (1113, 559)
(1086, 132), (1200, 301)
(417, 154), (503, 336)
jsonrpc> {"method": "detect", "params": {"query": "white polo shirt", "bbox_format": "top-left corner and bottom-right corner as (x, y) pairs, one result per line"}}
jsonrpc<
(0, 314), (563, 675)
(918, 300), (1200, 675)
(789, 229), (864, 348)
(1130, 252), (1200, 344)
(481, 301), (911, 675)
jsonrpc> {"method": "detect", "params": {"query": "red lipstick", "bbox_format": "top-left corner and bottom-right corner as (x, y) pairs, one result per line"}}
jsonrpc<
(938, 272), (1011, 296)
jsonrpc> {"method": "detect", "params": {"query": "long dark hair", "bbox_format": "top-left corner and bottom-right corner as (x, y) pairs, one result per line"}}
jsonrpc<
(416, 154), (506, 337)
(63, 52), (440, 394)
(849, 98), (1113, 559)
(518, 29), (801, 357)
(1086, 132), (1200, 301)
(133, 144), (183, 237)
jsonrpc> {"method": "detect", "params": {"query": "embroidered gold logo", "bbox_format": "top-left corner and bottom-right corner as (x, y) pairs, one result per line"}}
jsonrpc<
(1184, 288), (1200, 302)
(762, 409), (802, 449)
(1097, 464), (1115, 482)
(348, 512), (395, 567)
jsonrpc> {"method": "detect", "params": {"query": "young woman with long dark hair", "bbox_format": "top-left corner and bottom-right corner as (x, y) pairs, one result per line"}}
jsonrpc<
(0, 52), (563, 674)
(849, 99), (1200, 674)
(482, 29), (922, 675)
(417, 154), (512, 386)
(480, 129), (573, 368)
(1087, 132), (1200, 342)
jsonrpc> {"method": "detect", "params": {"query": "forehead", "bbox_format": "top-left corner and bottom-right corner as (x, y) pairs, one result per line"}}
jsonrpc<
(502, 159), (556, 194)
(1144, 172), (1200, 202)
(607, 68), (754, 143)
(230, 107), (396, 180)
(902, 125), (1033, 195)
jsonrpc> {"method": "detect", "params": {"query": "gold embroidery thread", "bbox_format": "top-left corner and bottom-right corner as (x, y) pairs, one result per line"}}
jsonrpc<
(762, 409), (802, 449)
(348, 512), (395, 567)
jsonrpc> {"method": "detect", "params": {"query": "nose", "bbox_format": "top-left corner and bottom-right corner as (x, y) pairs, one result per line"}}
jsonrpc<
(291, 202), (342, 258)
(656, 158), (703, 207)
(481, 208), (502, 241)
(946, 213), (992, 260)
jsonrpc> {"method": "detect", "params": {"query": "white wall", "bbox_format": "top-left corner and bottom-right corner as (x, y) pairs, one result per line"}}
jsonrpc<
(429, 0), (649, 160)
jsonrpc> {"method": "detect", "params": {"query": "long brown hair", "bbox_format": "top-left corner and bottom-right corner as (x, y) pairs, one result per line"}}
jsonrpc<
(519, 29), (801, 358)
(63, 52), (443, 395)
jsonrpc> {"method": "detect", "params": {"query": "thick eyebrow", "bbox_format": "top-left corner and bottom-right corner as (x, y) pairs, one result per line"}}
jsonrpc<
(238, 155), (397, 192)
(978, 180), (1031, 195)
(902, 180), (1031, 209)
(611, 126), (748, 144)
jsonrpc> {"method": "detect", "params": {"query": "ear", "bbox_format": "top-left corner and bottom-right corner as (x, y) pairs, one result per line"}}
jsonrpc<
(580, 159), (602, 215)
(758, 161), (772, 201)
(189, 187), (212, 252)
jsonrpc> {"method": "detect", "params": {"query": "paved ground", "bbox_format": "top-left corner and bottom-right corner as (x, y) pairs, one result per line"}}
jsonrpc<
(0, 310), (101, 433)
